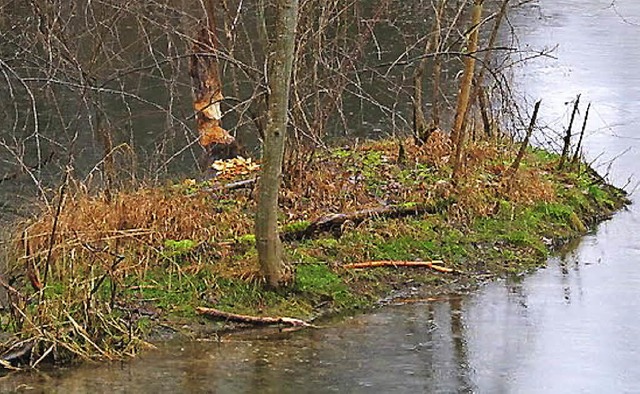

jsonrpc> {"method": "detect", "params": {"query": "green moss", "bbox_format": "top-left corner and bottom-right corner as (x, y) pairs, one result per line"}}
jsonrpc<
(163, 239), (197, 258)
(236, 234), (256, 245)
(282, 220), (311, 233)
(295, 264), (345, 295)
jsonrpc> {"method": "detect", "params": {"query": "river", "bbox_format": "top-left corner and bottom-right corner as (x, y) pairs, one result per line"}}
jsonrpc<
(2, 0), (640, 392)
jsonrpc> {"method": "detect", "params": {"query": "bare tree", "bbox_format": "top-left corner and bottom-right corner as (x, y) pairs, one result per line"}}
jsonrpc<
(255, 0), (299, 288)
(452, 0), (483, 179)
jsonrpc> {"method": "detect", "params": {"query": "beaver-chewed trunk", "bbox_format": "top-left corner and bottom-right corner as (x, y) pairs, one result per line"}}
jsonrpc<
(190, 1), (242, 170)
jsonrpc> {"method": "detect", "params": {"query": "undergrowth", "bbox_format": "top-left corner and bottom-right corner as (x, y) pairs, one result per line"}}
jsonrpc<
(0, 133), (628, 368)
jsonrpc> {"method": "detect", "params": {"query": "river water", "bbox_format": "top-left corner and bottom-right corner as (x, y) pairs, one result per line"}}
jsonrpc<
(2, 1), (640, 392)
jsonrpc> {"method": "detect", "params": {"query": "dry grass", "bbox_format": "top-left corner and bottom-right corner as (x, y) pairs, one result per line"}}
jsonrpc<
(13, 132), (558, 280)
(0, 131), (566, 366)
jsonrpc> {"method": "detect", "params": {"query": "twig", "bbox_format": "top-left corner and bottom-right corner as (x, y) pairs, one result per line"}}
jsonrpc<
(0, 275), (26, 301)
(0, 151), (54, 185)
(342, 260), (460, 274)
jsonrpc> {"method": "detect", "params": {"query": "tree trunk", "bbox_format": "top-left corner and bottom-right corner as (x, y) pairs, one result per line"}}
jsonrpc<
(430, 0), (446, 132)
(255, 0), (299, 288)
(451, 0), (483, 179)
(190, 0), (239, 167)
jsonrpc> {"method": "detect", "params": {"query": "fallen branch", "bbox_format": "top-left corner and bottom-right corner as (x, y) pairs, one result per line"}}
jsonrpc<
(343, 260), (460, 274)
(217, 177), (257, 191)
(282, 201), (451, 241)
(196, 307), (313, 328)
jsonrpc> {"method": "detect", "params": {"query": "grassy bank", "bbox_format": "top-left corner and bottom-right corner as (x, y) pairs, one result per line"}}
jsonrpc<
(0, 132), (628, 367)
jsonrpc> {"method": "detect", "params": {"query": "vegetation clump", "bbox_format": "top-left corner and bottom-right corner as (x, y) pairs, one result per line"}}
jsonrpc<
(0, 134), (628, 367)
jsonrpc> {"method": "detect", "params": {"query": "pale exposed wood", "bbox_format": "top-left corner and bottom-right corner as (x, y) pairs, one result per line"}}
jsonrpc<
(196, 307), (311, 327)
(190, 1), (236, 153)
(342, 260), (459, 274)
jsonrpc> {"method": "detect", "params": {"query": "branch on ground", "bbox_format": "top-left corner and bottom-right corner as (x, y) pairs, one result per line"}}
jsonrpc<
(196, 307), (313, 328)
(282, 201), (452, 241)
(342, 260), (461, 274)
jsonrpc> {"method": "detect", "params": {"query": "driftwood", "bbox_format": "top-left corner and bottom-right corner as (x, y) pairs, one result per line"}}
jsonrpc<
(196, 307), (312, 328)
(282, 201), (450, 241)
(343, 260), (460, 274)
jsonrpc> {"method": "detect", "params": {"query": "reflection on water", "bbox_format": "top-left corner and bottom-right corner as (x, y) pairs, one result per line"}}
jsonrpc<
(2, 0), (640, 392)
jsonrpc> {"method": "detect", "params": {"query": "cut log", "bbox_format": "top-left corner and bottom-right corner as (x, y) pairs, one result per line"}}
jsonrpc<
(343, 260), (461, 274)
(196, 307), (312, 328)
(282, 201), (451, 241)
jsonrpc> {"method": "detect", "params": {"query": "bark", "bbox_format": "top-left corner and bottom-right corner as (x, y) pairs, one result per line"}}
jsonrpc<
(412, 54), (429, 144)
(190, 0), (238, 165)
(452, 0), (483, 178)
(255, 0), (299, 288)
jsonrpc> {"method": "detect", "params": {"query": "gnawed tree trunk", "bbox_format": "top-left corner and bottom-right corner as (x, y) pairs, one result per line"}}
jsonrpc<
(255, 0), (299, 288)
(190, 0), (239, 168)
(452, 0), (483, 179)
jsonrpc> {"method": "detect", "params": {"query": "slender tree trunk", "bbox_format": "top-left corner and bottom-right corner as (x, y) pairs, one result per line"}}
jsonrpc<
(451, 0), (483, 179)
(464, 0), (511, 137)
(412, 40), (430, 144)
(413, 0), (445, 145)
(430, 0), (446, 131)
(255, 0), (299, 288)
(509, 100), (541, 176)
(559, 94), (581, 170)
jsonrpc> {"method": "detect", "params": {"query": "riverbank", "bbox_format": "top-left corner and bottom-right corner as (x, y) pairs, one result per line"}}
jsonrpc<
(0, 132), (629, 367)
